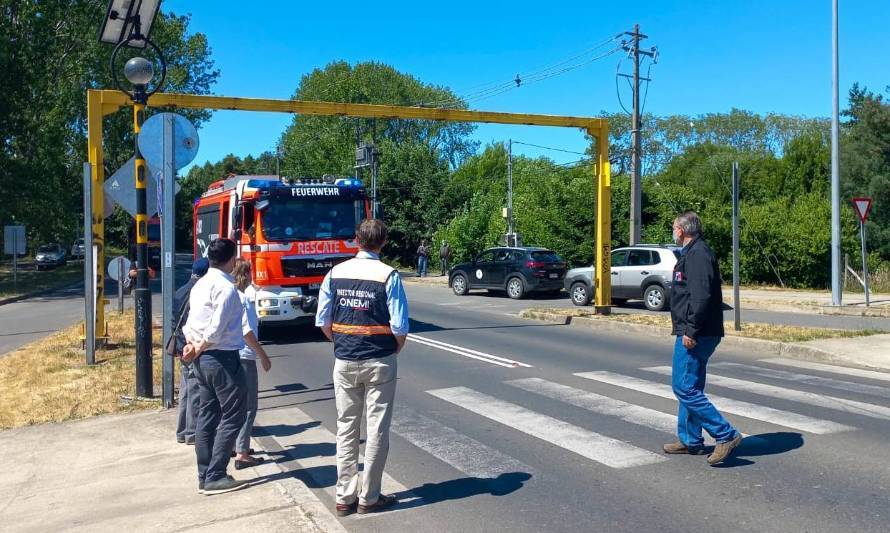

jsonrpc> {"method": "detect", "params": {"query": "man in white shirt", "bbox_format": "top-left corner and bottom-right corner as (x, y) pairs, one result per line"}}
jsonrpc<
(182, 238), (248, 495)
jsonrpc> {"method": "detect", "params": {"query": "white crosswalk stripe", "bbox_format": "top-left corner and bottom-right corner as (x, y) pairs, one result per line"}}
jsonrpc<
(427, 386), (668, 469)
(642, 366), (890, 421)
(391, 408), (532, 479)
(711, 362), (890, 400)
(408, 334), (532, 368)
(575, 371), (854, 434)
(760, 358), (890, 383)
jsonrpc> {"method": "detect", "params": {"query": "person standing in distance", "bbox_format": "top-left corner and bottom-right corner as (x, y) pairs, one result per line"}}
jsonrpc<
(439, 240), (451, 276)
(174, 257), (210, 445)
(182, 238), (248, 494)
(663, 212), (742, 465)
(416, 239), (429, 278)
(316, 219), (409, 516)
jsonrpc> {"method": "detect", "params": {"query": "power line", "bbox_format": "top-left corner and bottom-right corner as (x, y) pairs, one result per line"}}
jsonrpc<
(510, 140), (588, 156)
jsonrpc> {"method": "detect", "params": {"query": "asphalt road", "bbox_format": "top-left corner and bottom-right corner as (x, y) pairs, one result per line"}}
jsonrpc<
(0, 255), (193, 356)
(417, 281), (890, 331)
(252, 283), (890, 532)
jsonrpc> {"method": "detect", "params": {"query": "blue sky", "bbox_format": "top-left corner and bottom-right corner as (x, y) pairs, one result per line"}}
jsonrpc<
(164, 0), (890, 172)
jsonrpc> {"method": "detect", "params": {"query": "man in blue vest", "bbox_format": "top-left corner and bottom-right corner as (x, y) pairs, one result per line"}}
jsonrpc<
(316, 219), (409, 516)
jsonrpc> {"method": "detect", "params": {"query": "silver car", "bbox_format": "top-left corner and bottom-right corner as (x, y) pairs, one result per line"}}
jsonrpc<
(563, 245), (680, 311)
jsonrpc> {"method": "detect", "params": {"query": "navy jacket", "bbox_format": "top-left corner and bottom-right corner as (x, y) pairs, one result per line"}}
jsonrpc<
(670, 238), (725, 339)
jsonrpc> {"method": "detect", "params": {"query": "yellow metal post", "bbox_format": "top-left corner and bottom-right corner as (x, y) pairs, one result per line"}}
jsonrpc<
(86, 91), (107, 341)
(593, 125), (612, 314)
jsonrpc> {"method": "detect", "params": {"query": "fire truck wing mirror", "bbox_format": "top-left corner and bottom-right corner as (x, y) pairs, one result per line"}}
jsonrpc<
(233, 205), (243, 227)
(255, 199), (270, 211)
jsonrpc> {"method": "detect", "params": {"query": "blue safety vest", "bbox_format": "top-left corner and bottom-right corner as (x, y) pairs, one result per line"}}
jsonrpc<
(330, 257), (397, 360)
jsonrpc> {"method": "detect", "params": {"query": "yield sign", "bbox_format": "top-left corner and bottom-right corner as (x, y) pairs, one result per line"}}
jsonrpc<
(852, 197), (873, 223)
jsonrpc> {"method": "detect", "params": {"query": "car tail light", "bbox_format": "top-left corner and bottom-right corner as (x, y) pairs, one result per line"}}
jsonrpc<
(526, 260), (546, 268)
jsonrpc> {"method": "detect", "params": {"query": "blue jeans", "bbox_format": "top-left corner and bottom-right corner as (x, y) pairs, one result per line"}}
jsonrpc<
(672, 336), (737, 447)
(418, 256), (428, 277)
(176, 361), (200, 442)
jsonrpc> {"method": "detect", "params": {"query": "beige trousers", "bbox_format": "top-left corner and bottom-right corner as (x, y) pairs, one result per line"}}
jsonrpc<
(333, 354), (397, 506)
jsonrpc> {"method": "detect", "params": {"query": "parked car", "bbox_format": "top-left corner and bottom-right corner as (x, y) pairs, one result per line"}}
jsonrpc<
(35, 243), (67, 270)
(449, 247), (567, 299)
(70, 238), (85, 259)
(564, 244), (680, 311)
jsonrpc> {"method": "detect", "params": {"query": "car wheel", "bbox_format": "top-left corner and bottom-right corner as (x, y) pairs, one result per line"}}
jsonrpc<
(506, 277), (525, 299)
(452, 274), (469, 296)
(644, 284), (667, 312)
(570, 282), (591, 306)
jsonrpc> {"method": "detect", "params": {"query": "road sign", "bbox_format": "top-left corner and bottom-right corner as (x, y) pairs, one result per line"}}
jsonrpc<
(3, 225), (25, 255)
(852, 197), (872, 223)
(104, 156), (180, 218)
(107, 255), (132, 281)
(137, 112), (199, 171)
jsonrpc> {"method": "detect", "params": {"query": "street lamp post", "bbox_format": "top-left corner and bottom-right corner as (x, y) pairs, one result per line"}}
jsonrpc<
(104, 4), (167, 398)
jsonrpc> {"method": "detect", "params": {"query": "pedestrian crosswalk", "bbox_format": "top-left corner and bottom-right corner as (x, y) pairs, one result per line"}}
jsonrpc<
(256, 356), (890, 517)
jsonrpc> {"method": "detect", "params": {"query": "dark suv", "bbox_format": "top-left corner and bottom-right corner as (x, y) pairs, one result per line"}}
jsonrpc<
(448, 247), (566, 299)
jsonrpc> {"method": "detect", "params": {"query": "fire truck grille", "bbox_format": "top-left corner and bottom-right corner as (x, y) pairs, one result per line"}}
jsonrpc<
(281, 256), (351, 278)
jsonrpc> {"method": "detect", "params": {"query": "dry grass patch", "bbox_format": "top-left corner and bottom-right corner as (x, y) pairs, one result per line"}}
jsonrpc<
(0, 309), (163, 429)
(523, 307), (880, 343)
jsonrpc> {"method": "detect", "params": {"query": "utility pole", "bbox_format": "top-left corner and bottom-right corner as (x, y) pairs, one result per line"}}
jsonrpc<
(620, 24), (656, 245)
(830, 0), (842, 306)
(507, 139), (514, 243)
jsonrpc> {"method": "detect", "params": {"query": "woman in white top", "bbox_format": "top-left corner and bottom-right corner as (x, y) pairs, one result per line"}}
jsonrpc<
(232, 258), (272, 469)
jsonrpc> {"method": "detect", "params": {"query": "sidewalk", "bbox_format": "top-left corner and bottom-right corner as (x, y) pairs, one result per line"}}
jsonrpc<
(0, 410), (324, 533)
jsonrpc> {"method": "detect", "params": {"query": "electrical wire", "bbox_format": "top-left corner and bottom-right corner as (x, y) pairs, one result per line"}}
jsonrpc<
(510, 141), (588, 156)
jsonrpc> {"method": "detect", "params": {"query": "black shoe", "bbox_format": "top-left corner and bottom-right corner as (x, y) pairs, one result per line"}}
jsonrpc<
(202, 476), (248, 495)
(234, 456), (265, 470)
(176, 437), (186, 444)
(357, 494), (398, 514)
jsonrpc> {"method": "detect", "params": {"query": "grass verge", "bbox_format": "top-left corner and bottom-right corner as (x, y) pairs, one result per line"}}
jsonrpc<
(0, 309), (162, 429)
(0, 261), (83, 299)
(523, 307), (881, 343)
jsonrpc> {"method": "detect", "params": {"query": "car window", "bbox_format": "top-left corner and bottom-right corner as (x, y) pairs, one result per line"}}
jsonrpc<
(38, 245), (52, 252)
(627, 250), (655, 266)
(511, 251), (525, 261)
(477, 250), (496, 262)
(494, 250), (512, 262)
(650, 251), (662, 265)
(531, 250), (562, 262)
(611, 250), (628, 267)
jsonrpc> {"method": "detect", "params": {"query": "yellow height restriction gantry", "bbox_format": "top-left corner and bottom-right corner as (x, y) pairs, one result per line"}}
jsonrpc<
(86, 89), (613, 336)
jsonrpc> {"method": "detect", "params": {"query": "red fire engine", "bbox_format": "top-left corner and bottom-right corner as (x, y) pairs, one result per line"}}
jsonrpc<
(194, 174), (370, 325)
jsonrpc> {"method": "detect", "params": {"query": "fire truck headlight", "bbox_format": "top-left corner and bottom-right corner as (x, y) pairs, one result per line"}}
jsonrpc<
(258, 298), (279, 308)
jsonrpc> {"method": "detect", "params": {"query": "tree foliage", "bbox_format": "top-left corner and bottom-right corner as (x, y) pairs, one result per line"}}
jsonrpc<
(0, 1), (218, 251)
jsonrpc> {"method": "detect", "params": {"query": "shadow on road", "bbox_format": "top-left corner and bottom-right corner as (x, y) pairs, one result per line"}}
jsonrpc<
(260, 324), (326, 344)
(254, 420), (321, 438)
(395, 472), (532, 509)
(712, 432), (804, 468)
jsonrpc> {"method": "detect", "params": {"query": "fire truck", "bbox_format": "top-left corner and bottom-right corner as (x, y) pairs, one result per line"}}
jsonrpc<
(194, 174), (370, 325)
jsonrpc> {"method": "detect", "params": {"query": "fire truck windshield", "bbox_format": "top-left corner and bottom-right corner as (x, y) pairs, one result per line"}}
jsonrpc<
(261, 198), (363, 241)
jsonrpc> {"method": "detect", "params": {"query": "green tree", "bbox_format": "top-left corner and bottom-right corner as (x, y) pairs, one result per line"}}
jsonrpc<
(0, 1), (218, 251)
(842, 84), (890, 258)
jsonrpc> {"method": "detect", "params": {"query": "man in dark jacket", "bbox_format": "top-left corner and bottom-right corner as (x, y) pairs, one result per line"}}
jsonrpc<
(439, 240), (451, 276)
(662, 212), (742, 466)
(175, 257), (210, 444)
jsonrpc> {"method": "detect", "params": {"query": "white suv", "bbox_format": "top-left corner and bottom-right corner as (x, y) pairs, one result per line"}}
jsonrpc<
(563, 245), (681, 311)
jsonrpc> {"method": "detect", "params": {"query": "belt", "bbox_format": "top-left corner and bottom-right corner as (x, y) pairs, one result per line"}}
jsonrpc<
(331, 323), (393, 336)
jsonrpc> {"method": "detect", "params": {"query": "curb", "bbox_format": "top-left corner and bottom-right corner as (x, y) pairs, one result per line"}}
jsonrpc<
(518, 310), (879, 368)
(820, 305), (890, 318)
(0, 280), (83, 307)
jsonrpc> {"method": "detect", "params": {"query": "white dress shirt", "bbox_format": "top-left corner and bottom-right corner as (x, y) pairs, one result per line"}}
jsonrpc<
(183, 267), (246, 352)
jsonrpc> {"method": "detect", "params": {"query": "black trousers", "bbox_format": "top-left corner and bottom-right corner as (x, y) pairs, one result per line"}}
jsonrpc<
(192, 349), (246, 484)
